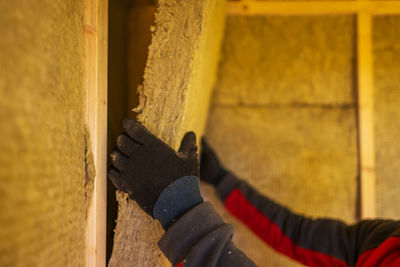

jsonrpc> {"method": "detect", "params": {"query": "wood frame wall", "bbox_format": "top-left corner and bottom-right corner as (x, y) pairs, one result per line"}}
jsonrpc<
(228, 0), (400, 219)
(80, 0), (398, 264)
(84, 0), (108, 266)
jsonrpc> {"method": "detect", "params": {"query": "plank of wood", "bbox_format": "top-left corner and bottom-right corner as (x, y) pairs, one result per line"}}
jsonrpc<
(84, 0), (108, 266)
(357, 13), (376, 219)
(227, 1), (400, 15)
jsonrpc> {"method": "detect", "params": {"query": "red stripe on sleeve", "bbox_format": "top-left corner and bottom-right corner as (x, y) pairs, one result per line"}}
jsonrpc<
(175, 262), (183, 267)
(356, 236), (400, 266)
(225, 189), (348, 267)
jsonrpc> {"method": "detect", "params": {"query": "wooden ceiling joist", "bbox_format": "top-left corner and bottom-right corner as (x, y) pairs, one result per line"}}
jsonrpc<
(228, 1), (400, 16)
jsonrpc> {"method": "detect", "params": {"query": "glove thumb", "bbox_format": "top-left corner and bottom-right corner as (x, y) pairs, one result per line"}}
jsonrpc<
(179, 131), (198, 157)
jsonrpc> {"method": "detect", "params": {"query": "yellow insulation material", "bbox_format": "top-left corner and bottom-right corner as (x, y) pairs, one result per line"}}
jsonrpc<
(0, 0), (94, 266)
(204, 15), (358, 266)
(109, 0), (226, 266)
(373, 15), (400, 219)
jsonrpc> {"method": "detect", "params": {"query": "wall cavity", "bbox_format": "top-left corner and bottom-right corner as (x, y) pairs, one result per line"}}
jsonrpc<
(108, 0), (226, 266)
(373, 15), (400, 220)
(204, 15), (358, 266)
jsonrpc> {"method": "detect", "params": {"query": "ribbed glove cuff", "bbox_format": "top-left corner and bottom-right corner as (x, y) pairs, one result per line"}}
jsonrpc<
(153, 175), (203, 229)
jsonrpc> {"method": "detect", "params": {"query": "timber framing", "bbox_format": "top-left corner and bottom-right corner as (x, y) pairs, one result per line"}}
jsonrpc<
(80, 1), (393, 264)
(227, 0), (400, 219)
(227, 1), (400, 16)
(357, 14), (376, 219)
(84, 0), (108, 266)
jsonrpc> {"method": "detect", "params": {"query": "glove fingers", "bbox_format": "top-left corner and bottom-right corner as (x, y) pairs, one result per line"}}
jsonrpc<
(179, 131), (197, 156)
(122, 118), (153, 145)
(108, 166), (126, 192)
(117, 134), (141, 156)
(110, 148), (130, 171)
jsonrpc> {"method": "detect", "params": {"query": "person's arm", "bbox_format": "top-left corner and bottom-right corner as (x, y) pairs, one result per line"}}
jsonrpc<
(108, 119), (256, 267)
(158, 201), (255, 267)
(200, 139), (400, 267)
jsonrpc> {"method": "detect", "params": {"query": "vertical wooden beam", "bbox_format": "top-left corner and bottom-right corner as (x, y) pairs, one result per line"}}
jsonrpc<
(357, 13), (376, 219)
(84, 0), (108, 266)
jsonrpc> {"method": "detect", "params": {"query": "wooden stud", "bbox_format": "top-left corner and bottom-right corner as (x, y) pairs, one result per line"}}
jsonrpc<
(84, 0), (108, 266)
(357, 13), (376, 219)
(227, 1), (400, 15)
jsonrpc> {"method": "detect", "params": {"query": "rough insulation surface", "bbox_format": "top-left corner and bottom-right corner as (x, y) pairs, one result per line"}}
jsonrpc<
(207, 107), (358, 218)
(214, 16), (355, 106)
(204, 15), (358, 266)
(135, 0), (226, 148)
(373, 16), (400, 220)
(0, 0), (94, 266)
(109, 0), (226, 266)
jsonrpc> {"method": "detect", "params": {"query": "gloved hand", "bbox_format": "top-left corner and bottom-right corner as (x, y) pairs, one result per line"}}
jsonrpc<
(109, 118), (201, 227)
(200, 138), (228, 187)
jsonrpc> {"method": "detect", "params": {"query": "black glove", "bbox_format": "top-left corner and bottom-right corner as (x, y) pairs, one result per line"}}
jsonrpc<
(200, 138), (228, 186)
(109, 118), (200, 220)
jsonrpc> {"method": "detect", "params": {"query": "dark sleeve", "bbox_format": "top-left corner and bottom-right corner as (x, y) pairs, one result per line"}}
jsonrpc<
(216, 173), (400, 267)
(158, 201), (257, 267)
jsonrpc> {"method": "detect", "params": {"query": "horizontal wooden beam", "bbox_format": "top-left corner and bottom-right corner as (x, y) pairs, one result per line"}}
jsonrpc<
(228, 1), (400, 15)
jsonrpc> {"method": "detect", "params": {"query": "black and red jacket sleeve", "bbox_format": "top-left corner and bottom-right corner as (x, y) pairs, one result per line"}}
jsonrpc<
(158, 202), (257, 267)
(216, 173), (400, 267)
